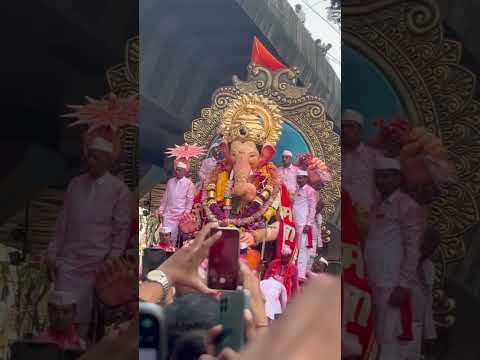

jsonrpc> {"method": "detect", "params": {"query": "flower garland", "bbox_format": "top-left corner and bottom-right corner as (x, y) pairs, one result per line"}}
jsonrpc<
(202, 163), (280, 227)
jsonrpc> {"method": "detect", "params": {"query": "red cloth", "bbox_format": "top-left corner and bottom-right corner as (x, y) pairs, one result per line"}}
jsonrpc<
(275, 184), (297, 258)
(264, 259), (298, 298)
(35, 325), (84, 350)
(251, 36), (285, 71)
(341, 190), (375, 359)
(398, 290), (413, 341)
(305, 226), (313, 248)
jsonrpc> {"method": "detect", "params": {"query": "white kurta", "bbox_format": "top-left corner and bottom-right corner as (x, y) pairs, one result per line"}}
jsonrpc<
(260, 278), (288, 320)
(342, 143), (379, 212)
(277, 164), (299, 195)
(48, 172), (131, 328)
(292, 184), (317, 280)
(158, 176), (195, 241)
(364, 189), (424, 352)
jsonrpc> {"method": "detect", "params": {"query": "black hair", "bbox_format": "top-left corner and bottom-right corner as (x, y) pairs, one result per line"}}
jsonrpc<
(169, 330), (207, 360)
(165, 293), (220, 359)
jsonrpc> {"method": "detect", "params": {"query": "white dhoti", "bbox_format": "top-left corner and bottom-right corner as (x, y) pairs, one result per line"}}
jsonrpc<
(296, 231), (316, 280)
(372, 286), (421, 360)
(55, 258), (96, 337)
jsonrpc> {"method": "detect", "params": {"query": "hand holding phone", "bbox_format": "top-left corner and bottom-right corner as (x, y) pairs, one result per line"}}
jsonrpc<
(208, 227), (240, 290)
(215, 290), (246, 355)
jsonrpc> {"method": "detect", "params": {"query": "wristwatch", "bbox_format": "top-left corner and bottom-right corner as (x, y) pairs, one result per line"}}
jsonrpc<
(145, 269), (171, 304)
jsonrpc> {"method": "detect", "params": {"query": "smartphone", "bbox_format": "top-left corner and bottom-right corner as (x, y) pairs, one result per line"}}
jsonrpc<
(208, 227), (240, 290)
(139, 302), (167, 360)
(215, 290), (246, 355)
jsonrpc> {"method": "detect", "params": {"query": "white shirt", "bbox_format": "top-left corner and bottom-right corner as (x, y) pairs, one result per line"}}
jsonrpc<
(260, 278), (288, 320)
(277, 164), (299, 194)
(159, 176), (195, 221)
(364, 190), (424, 287)
(292, 184), (317, 227)
(342, 143), (379, 211)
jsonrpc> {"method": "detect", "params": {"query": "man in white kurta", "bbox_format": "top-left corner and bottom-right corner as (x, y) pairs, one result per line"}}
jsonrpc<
(157, 161), (195, 243)
(260, 276), (288, 322)
(277, 150), (299, 196)
(292, 170), (317, 281)
(341, 109), (379, 214)
(47, 136), (131, 339)
(364, 157), (423, 360)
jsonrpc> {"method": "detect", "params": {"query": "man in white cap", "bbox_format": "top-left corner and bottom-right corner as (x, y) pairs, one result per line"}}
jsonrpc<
(157, 160), (195, 243)
(277, 149), (300, 196)
(34, 290), (86, 350)
(293, 170), (318, 282)
(198, 139), (224, 188)
(46, 135), (131, 340)
(341, 109), (379, 233)
(364, 156), (424, 360)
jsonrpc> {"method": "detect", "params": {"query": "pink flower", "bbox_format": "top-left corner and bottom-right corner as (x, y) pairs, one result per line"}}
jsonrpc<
(62, 93), (138, 133)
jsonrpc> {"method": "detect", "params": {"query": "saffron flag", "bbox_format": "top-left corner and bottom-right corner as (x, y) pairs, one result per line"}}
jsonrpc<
(250, 36), (285, 71)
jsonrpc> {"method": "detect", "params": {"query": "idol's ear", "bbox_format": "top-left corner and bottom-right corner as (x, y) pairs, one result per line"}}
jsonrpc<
(258, 144), (276, 167)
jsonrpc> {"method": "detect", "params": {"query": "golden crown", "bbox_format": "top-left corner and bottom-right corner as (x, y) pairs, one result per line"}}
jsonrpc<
(219, 94), (283, 146)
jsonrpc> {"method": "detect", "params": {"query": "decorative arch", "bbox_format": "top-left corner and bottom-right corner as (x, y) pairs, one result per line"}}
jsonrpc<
(106, 36), (139, 191)
(184, 64), (341, 226)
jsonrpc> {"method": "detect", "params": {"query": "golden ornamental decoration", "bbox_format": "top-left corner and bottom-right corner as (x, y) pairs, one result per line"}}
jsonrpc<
(344, 0), (480, 332)
(220, 94), (283, 146)
(105, 36), (139, 191)
(185, 64), (341, 222)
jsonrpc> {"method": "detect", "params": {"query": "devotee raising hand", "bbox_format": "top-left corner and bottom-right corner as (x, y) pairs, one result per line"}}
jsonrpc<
(140, 222), (222, 302)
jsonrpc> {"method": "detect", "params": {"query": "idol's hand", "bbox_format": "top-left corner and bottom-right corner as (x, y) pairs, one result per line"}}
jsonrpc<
(240, 231), (255, 247)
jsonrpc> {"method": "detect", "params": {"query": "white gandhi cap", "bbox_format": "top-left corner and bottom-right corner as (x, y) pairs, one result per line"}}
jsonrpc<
(282, 150), (293, 157)
(48, 290), (76, 305)
(319, 257), (329, 266)
(176, 162), (188, 170)
(342, 109), (364, 126)
(375, 156), (401, 170)
(89, 137), (114, 153)
(160, 226), (172, 234)
(297, 170), (308, 177)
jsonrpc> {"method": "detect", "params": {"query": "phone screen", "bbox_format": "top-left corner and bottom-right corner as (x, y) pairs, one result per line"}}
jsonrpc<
(208, 227), (240, 290)
(139, 311), (165, 360)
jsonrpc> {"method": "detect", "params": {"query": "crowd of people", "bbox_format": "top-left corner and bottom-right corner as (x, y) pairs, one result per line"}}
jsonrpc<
(341, 108), (456, 359)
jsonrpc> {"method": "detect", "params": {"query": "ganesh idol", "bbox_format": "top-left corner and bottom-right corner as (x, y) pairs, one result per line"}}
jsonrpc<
(199, 94), (295, 259)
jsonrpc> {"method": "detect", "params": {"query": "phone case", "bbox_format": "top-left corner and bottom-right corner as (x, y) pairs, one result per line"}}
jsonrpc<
(139, 302), (167, 360)
(215, 290), (246, 355)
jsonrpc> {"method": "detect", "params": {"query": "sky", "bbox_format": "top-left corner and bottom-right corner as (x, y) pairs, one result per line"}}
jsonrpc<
(287, 0), (341, 80)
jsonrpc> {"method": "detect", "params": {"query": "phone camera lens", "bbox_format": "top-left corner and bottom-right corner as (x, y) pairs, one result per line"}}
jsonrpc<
(142, 318), (153, 328)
